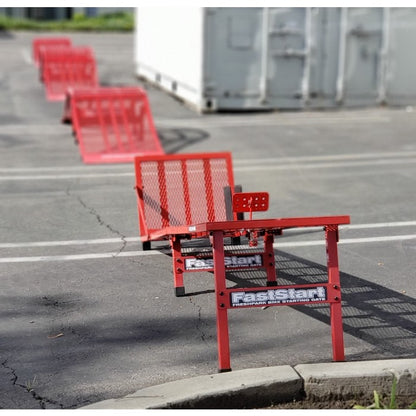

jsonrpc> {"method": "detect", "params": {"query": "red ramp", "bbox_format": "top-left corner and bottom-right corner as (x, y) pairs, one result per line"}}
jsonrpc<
(65, 87), (164, 164)
(32, 37), (72, 67)
(41, 47), (98, 101)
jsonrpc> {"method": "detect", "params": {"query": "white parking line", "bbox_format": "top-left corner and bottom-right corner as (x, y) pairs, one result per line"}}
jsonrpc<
(233, 150), (416, 165)
(1, 220), (415, 249)
(235, 157), (416, 173)
(0, 237), (140, 248)
(0, 151), (415, 181)
(342, 221), (416, 230)
(1, 150), (415, 174)
(155, 113), (391, 128)
(0, 165), (129, 173)
(1, 156), (415, 181)
(274, 234), (416, 248)
(0, 250), (159, 263)
(0, 172), (133, 181)
(20, 48), (32, 64)
(1, 233), (415, 264)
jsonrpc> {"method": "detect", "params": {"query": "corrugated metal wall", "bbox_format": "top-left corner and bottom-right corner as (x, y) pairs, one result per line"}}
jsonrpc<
(203, 7), (416, 111)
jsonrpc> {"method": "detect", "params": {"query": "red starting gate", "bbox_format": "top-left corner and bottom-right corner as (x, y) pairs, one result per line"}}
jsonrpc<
(32, 37), (72, 67)
(41, 46), (98, 101)
(192, 215), (350, 371)
(134, 152), (350, 370)
(65, 87), (164, 164)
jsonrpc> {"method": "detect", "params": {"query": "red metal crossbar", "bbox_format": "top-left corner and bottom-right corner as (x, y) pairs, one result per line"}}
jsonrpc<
(64, 87), (164, 164)
(41, 47), (98, 101)
(32, 37), (72, 67)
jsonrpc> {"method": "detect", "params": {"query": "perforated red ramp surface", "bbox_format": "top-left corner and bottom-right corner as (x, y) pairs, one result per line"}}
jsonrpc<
(32, 37), (72, 67)
(134, 152), (235, 241)
(67, 87), (164, 164)
(41, 47), (98, 101)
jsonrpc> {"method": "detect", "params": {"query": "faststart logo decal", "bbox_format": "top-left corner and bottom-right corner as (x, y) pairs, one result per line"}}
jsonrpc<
(185, 254), (263, 271)
(230, 286), (327, 307)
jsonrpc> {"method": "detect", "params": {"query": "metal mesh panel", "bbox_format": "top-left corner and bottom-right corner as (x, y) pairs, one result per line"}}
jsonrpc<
(141, 115), (162, 152)
(141, 161), (164, 231)
(71, 88), (164, 163)
(135, 153), (234, 237)
(33, 38), (72, 66)
(187, 159), (209, 224)
(210, 158), (231, 221)
(42, 48), (98, 101)
(164, 160), (187, 226)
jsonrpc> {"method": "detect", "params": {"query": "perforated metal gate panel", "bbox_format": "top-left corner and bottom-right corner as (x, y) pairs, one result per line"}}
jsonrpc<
(135, 153), (234, 239)
(32, 37), (72, 67)
(41, 47), (98, 101)
(70, 87), (164, 163)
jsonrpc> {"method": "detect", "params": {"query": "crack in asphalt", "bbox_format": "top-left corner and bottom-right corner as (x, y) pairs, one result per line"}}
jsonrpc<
(2, 359), (18, 386)
(188, 297), (210, 343)
(65, 187), (127, 255)
(1, 359), (63, 409)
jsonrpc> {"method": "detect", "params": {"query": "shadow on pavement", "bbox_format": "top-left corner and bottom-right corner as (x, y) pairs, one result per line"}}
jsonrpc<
(157, 127), (209, 154)
(274, 251), (416, 359)
(173, 247), (416, 359)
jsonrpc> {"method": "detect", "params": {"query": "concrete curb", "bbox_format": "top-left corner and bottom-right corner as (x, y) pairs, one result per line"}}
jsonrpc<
(83, 358), (416, 409)
(296, 358), (416, 402)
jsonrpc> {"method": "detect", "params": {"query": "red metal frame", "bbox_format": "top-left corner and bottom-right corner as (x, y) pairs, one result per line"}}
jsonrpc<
(41, 47), (98, 101)
(134, 152), (237, 296)
(134, 152), (236, 242)
(64, 87), (164, 164)
(32, 37), (72, 67)
(205, 216), (350, 371)
(135, 152), (350, 367)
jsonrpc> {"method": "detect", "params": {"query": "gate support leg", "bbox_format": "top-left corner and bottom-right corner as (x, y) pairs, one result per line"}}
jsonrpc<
(171, 237), (185, 297)
(212, 230), (231, 372)
(264, 233), (277, 286)
(326, 226), (345, 361)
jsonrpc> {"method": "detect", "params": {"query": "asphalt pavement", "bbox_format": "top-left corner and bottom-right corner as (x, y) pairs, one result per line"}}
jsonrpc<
(1, 30), (416, 409)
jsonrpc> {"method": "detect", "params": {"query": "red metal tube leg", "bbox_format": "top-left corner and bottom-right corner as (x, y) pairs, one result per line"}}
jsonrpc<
(171, 237), (185, 297)
(326, 227), (345, 361)
(264, 233), (277, 286)
(212, 230), (232, 372)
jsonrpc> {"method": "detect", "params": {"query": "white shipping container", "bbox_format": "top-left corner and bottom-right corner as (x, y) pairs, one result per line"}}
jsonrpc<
(135, 7), (284, 112)
(135, 7), (416, 112)
(135, 7), (336, 112)
(135, 7), (207, 110)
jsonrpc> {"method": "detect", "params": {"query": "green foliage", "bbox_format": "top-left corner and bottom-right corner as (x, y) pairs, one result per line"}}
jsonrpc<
(0, 12), (134, 32)
(353, 377), (416, 409)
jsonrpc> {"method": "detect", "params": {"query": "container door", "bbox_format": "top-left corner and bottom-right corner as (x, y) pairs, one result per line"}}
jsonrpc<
(308, 8), (341, 108)
(266, 8), (308, 109)
(342, 8), (383, 106)
(203, 8), (264, 110)
(386, 8), (416, 106)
